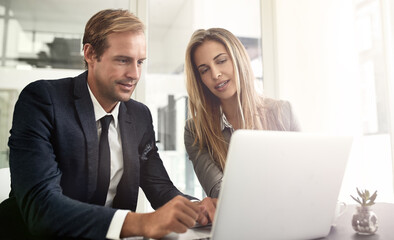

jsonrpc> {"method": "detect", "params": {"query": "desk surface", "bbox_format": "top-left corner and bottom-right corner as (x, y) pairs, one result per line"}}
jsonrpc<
(154, 202), (394, 240)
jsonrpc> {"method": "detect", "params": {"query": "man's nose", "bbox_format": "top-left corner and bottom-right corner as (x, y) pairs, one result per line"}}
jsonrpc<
(125, 62), (139, 80)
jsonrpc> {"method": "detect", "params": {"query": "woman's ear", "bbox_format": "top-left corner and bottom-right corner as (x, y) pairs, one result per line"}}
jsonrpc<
(83, 44), (95, 67)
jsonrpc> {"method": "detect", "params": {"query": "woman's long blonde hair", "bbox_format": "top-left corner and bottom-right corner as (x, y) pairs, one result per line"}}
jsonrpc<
(185, 28), (266, 170)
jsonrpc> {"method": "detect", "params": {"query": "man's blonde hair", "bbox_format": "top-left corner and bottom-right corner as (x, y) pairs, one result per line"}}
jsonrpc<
(82, 9), (145, 67)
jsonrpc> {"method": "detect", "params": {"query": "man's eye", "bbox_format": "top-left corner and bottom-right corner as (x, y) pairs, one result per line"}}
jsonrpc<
(137, 60), (145, 66)
(117, 59), (129, 64)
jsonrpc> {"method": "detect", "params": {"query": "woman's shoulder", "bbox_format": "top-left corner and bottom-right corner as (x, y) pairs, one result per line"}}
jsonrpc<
(261, 97), (292, 111)
(259, 97), (300, 131)
(184, 118), (195, 131)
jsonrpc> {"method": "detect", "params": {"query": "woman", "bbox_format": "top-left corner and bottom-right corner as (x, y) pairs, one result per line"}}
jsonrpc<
(184, 28), (300, 198)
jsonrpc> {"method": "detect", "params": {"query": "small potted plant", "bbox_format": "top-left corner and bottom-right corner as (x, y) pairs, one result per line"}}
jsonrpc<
(350, 188), (378, 235)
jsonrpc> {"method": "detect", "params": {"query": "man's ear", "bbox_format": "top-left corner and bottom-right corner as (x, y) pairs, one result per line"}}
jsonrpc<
(83, 44), (95, 66)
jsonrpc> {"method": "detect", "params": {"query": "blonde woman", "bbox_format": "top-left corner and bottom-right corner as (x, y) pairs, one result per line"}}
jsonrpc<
(184, 28), (300, 198)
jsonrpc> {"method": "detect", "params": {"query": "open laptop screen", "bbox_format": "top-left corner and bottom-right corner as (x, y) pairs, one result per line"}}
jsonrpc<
(212, 130), (353, 240)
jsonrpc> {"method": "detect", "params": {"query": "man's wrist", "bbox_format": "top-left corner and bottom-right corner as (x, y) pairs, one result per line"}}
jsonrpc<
(120, 211), (148, 238)
(106, 210), (130, 239)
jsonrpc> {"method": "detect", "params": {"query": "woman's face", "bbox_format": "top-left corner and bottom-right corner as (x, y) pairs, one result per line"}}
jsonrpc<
(193, 40), (237, 103)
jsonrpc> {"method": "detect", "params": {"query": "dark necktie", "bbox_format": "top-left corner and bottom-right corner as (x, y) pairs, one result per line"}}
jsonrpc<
(92, 115), (112, 205)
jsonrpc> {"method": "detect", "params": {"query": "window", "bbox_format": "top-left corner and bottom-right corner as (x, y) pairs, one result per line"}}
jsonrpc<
(266, 0), (394, 203)
(0, 0), (134, 167)
(344, 0), (394, 202)
(355, 0), (390, 135)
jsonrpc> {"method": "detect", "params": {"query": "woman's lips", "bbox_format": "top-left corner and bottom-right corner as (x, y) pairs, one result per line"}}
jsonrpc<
(215, 80), (230, 90)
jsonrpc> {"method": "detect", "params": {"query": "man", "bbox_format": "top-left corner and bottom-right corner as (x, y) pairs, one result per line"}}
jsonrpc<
(0, 9), (216, 239)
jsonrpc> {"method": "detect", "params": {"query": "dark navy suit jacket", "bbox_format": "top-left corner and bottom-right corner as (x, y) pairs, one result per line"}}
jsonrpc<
(0, 71), (189, 239)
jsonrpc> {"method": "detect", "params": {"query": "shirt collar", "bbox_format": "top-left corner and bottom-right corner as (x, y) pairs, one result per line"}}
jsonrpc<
(87, 83), (120, 128)
(221, 110), (234, 132)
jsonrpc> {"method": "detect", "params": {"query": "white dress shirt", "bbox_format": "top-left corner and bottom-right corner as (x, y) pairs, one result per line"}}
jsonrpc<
(87, 85), (130, 239)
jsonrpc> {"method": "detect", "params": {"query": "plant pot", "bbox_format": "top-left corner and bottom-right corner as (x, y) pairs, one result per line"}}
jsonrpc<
(351, 206), (378, 235)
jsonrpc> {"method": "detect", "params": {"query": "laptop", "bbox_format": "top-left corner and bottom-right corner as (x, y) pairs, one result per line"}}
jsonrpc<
(162, 130), (353, 240)
(210, 130), (353, 240)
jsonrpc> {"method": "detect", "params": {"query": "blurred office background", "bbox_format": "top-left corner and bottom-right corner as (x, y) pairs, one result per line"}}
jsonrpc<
(0, 0), (394, 210)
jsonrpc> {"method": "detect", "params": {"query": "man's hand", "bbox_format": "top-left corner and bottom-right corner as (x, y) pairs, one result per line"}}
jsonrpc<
(120, 195), (200, 239)
(195, 197), (218, 225)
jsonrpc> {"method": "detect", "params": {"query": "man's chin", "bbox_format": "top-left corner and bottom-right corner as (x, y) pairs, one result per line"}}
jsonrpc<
(118, 93), (134, 102)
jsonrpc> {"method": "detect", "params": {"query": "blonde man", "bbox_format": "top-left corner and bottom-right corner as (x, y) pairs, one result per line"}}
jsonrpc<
(0, 9), (216, 239)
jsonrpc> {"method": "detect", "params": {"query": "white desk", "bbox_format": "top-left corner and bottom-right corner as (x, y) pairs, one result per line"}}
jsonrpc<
(134, 203), (394, 240)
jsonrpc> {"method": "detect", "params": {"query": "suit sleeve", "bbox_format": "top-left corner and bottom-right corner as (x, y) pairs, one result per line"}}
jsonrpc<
(184, 121), (223, 198)
(8, 81), (116, 239)
(138, 105), (196, 209)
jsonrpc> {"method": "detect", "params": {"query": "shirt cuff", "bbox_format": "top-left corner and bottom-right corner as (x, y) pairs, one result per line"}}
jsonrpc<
(106, 209), (130, 240)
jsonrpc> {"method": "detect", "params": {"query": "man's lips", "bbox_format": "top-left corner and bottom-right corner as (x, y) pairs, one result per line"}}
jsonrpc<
(117, 80), (137, 89)
(119, 82), (133, 87)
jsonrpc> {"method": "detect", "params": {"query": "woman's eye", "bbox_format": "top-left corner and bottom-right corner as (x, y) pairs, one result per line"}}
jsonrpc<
(217, 58), (227, 64)
(200, 68), (208, 75)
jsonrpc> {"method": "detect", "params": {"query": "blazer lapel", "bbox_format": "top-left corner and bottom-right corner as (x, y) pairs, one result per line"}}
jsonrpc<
(114, 103), (140, 210)
(73, 71), (99, 202)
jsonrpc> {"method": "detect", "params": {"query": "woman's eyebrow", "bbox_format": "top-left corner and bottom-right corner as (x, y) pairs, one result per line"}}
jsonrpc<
(197, 53), (227, 69)
(213, 53), (227, 60)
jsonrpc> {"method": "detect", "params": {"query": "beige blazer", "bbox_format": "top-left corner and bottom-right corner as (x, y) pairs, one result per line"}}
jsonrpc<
(184, 98), (301, 198)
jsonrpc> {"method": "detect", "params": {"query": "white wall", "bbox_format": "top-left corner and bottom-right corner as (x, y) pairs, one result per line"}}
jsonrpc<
(193, 0), (261, 38)
(148, 0), (194, 73)
(274, 0), (361, 135)
(382, 0), (394, 191)
(270, 0), (394, 203)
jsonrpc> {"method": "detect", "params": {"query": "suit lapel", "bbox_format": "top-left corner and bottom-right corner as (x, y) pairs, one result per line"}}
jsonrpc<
(114, 103), (140, 210)
(73, 71), (99, 201)
(72, 73), (140, 209)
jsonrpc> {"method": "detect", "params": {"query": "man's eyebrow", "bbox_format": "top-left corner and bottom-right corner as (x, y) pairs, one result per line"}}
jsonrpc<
(113, 56), (147, 61)
(114, 55), (131, 59)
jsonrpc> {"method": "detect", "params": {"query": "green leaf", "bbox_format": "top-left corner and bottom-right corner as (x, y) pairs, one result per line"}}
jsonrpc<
(368, 191), (378, 205)
(357, 188), (363, 198)
(350, 195), (362, 205)
(365, 190), (370, 199)
(352, 188), (378, 206)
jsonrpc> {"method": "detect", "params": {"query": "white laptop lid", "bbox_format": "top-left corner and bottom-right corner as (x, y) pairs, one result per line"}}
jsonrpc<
(211, 130), (353, 240)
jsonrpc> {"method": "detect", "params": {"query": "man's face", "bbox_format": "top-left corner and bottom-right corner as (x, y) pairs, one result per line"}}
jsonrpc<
(86, 31), (146, 112)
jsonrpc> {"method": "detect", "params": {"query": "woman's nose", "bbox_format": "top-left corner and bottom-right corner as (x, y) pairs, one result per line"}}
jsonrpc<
(211, 67), (221, 80)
